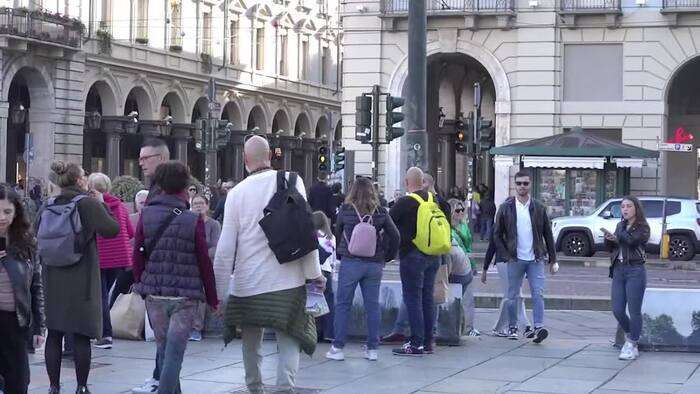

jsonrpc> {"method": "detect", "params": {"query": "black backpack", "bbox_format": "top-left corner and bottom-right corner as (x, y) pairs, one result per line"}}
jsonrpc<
(259, 171), (318, 264)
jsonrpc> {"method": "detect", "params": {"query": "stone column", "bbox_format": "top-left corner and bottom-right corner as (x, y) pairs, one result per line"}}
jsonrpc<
(171, 124), (193, 165)
(280, 136), (295, 171)
(27, 109), (56, 184)
(0, 102), (8, 183)
(494, 155), (514, 206)
(230, 132), (247, 182)
(105, 131), (122, 179)
(302, 139), (317, 185)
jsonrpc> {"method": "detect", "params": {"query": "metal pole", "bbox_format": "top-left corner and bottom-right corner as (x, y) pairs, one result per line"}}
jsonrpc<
(406, 0), (428, 171)
(372, 84), (380, 182)
(205, 78), (218, 186)
(473, 82), (481, 190)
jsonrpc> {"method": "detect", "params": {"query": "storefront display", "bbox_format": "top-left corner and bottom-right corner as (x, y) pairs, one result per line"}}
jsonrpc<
(538, 169), (567, 218)
(569, 170), (598, 216)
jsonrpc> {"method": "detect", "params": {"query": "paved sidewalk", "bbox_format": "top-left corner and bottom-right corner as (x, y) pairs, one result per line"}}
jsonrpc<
(27, 310), (700, 393)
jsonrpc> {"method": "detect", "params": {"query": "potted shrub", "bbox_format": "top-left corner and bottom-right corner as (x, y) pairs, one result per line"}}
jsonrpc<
(169, 44), (182, 52)
(96, 29), (112, 54)
(135, 36), (149, 44)
(111, 175), (145, 204)
(200, 52), (212, 73)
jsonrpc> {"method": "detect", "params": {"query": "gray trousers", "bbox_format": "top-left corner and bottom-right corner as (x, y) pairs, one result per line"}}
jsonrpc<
(241, 326), (301, 394)
(494, 262), (531, 332)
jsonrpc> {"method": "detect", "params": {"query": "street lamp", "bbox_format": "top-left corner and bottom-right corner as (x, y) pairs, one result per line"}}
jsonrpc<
(10, 104), (26, 125)
(85, 111), (102, 130)
(125, 111), (139, 133)
(438, 107), (446, 128)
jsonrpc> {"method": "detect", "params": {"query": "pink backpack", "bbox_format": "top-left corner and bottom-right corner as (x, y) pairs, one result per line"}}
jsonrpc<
(343, 204), (377, 258)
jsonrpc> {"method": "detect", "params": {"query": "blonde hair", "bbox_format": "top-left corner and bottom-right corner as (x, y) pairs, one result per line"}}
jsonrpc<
(49, 161), (84, 188)
(88, 172), (112, 193)
(448, 198), (466, 225)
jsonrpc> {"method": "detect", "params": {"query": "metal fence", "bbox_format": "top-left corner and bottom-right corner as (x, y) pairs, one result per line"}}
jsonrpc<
(382, 0), (515, 14)
(662, 0), (700, 8)
(0, 7), (82, 48)
(560, 0), (621, 11)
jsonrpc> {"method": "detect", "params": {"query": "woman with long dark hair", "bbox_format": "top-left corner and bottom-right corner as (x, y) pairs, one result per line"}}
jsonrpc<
(0, 184), (44, 394)
(40, 162), (119, 394)
(326, 177), (400, 362)
(603, 196), (650, 361)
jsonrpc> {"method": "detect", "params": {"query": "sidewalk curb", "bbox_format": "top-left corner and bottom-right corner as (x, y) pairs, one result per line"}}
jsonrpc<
(469, 253), (696, 270)
(475, 293), (611, 311)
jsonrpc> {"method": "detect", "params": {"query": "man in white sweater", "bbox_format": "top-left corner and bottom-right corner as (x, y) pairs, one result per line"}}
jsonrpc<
(214, 135), (325, 393)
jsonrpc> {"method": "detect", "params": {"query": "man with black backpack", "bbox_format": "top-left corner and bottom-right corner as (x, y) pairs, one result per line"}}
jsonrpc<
(213, 135), (326, 393)
(389, 167), (452, 356)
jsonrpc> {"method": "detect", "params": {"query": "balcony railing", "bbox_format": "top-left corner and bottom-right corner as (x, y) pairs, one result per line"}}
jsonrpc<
(560, 0), (621, 13)
(662, 0), (700, 9)
(382, 0), (515, 15)
(0, 7), (84, 48)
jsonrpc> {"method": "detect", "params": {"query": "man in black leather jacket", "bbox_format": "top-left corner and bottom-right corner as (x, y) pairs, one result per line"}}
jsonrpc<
(492, 170), (557, 343)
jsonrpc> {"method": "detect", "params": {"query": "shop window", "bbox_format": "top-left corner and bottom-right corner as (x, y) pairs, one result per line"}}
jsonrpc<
(570, 170), (599, 216)
(641, 201), (665, 218)
(564, 44), (622, 101)
(538, 169), (567, 218)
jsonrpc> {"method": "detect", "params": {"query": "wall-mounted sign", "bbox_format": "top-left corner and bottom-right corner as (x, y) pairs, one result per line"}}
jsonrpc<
(659, 142), (693, 152)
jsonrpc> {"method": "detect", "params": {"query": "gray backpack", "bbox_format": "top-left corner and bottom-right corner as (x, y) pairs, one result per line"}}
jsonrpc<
(37, 195), (88, 267)
(343, 204), (377, 258)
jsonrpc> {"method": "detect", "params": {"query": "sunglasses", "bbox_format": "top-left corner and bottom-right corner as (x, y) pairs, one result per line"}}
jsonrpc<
(515, 181), (530, 186)
(188, 188), (197, 192)
(455, 208), (465, 213)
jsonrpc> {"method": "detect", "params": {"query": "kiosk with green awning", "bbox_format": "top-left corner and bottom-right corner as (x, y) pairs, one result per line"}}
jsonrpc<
(490, 127), (660, 218)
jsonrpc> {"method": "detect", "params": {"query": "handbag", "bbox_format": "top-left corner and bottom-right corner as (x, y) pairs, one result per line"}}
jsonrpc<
(110, 290), (146, 340)
(433, 262), (450, 304)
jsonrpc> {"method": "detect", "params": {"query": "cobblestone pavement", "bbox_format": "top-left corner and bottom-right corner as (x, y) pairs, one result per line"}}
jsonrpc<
(26, 310), (700, 393)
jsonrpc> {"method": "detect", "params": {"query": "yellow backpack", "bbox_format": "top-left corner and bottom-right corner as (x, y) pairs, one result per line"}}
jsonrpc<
(409, 192), (451, 256)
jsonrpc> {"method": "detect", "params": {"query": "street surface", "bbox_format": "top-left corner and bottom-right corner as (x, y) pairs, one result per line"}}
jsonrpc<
(26, 310), (700, 393)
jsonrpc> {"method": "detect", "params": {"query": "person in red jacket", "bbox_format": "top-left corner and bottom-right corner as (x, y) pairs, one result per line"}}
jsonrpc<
(88, 173), (135, 350)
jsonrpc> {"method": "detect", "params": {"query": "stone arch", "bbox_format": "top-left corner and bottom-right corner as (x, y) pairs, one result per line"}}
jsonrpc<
(122, 76), (157, 119)
(84, 81), (118, 116)
(247, 105), (268, 132)
(385, 39), (512, 201)
(160, 91), (188, 123)
(221, 100), (243, 129)
(2, 59), (55, 111)
(334, 119), (342, 141)
(294, 112), (312, 138)
(191, 97), (209, 122)
(271, 109), (291, 134)
(315, 115), (330, 140)
(124, 86), (154, 119)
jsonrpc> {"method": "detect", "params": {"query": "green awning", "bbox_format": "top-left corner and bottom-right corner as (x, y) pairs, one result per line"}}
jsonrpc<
(490, 128), (659, 159)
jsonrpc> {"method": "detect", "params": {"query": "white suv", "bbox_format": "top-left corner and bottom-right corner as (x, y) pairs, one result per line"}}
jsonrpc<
(551, 197), (700, 261)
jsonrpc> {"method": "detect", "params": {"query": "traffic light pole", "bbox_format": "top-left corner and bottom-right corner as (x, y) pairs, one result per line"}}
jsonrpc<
(472, 82), (481, 191)
(204, 77), (218, 187)
(406, 0), (428, 172)
(371, 84), (381, 182)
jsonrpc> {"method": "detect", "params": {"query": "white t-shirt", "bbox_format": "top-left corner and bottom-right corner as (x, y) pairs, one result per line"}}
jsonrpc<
(213, 170), (322, 298)
(515, 197), (535, 261)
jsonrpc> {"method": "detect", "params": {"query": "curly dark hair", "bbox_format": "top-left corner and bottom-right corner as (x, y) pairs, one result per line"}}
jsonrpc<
(153, 161), (190, 194)
(0, 183), (35, 260)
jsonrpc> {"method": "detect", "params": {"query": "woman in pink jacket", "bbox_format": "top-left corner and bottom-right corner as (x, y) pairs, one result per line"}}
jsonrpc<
(88, 173), (134, 349)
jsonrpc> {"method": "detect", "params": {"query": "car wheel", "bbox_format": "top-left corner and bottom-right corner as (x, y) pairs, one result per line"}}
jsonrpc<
(669, 235), (695, 261)
(561, 232), (592, 257)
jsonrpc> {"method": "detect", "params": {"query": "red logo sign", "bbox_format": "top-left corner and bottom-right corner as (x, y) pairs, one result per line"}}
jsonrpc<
(669, 127), (694, 144)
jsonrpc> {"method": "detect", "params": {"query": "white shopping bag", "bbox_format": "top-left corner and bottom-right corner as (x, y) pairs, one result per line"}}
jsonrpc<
(144, 308), (155, 342)
(306, 284), (330, 317)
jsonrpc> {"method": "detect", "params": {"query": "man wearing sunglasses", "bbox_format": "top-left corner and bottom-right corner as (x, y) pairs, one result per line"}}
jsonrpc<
(492, 170), (557, 343)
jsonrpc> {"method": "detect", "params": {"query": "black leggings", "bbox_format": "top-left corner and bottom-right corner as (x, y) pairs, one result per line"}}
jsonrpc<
(45, 329), (91, 387)
(0, 311), (30, 394)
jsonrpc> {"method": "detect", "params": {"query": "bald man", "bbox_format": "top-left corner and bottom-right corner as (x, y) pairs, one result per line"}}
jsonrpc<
(388, 167), (451, 356)
(213, 135), (325, 393)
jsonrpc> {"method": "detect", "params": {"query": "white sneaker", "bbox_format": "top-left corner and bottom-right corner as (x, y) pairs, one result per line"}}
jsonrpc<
(325, 345), (345, 361)
(632, 343), (639, 358)
(618, 341), (637, 360)
(132, 378), (159, 393)
(363, 348), (378, 361)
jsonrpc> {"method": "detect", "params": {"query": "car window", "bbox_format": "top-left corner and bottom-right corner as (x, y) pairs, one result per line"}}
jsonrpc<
(696, 203), (700, 215)
(599, 202), (622, 218)
(666, 201), (681, 216)
(641, 201), (664, 218)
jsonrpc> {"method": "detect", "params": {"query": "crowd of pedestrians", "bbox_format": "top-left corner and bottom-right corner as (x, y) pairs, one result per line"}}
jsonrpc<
(0, 134), (652, 393)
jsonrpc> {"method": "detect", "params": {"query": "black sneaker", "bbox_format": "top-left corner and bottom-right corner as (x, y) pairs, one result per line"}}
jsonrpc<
(507, 327), (519, 340)
(392, 342), (424, 356)
(75, 386), (91, 394)
(532, 327), (549, 344)
(48, 386), (60, 394)
(94, 337), (113, 349)
(524, 326), (535, 338)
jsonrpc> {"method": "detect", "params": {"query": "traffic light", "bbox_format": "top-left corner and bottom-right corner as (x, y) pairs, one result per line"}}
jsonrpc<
(385, 94), (405, 143)
(478, 118), (494, 151)
(318, 146), (329, 172)
(455, 119), (467, 153)
(194, 119), (206, 152)
(215, 121), (232, 150)
(355, 96), (372, 143)
(334, 147), (346, 171)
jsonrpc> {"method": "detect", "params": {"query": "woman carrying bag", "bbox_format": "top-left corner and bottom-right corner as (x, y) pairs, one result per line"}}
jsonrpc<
(603, 196), (650, 361)
(0, 184), (44, 394)
(326, 177), (400, 362)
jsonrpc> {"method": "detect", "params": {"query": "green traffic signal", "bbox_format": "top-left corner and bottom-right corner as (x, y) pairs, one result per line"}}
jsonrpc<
(478, 118), (494, 151)
(334, 147), (346, 171)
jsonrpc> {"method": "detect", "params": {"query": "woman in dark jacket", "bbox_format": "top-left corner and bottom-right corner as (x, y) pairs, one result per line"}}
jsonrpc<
(326, 177), (400, 362)
(603, 196), (650, 361)
(0, 184), (44, 394)
(40, 162), (119, 394)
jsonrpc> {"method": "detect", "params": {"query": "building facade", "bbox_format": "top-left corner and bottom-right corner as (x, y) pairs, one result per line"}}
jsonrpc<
(341, 0), (700, 214)
(0, 0), (341, 190)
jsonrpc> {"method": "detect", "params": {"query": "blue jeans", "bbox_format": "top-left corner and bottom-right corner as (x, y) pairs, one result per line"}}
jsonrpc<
(611, 264), (647, 342)
(333, 258), (384, 350)
(145, 297), (198, 394)
(100, 267), (123, 338)
(399, 249), (440, 348)
(480, 218), (493, 240)
(507, 259), (545, 329)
